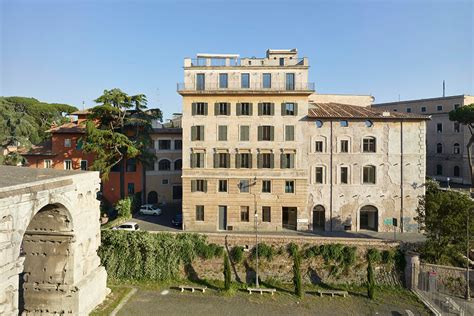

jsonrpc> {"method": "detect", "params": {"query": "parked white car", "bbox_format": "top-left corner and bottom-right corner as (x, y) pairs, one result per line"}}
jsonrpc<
(139, 204), (162, 216)
(112, 222), (139, 231)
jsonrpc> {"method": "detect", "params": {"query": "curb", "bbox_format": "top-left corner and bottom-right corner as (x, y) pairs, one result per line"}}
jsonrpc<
(110, 287), (137, 316)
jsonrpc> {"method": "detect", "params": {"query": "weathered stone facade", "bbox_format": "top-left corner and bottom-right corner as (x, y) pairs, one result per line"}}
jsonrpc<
(0, 166), (108, 315)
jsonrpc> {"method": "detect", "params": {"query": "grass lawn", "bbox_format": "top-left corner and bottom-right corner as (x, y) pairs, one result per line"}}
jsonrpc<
(90, 285), (133, 316)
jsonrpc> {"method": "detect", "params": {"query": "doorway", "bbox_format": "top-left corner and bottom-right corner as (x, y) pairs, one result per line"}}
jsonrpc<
(173, 185), (182, 200)
(312, 205), (325, 231)
(360, 205), (378, 231)
(282, 207), (297, 230)
(218, 205), (227, 230)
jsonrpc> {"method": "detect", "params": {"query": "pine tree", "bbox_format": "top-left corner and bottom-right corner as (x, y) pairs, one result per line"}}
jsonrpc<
(224, 252), (231, 291)
(292, 246), (303, 297)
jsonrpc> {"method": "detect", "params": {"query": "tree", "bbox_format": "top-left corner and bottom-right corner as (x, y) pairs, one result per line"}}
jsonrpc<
(449, 104), (474, 191)
(223, 252), (231, 291)
(290, 244), (303, 297)
(415, 179), (474, 266)
(367, 260), (375, 299)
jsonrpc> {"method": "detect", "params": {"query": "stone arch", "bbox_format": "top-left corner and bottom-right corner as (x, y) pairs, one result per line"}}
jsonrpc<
(312, 204), (325, 231)
(359, 205), (378, 231)
(174, 159), (182, 171)
(158, 159), (171, 171)
(147, 191), (158, 204)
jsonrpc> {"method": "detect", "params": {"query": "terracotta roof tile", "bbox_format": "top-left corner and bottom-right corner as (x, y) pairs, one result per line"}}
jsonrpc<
(307, 103), (430, 120)
(18, 140), (56, 156)
(47, 122), (86, 134)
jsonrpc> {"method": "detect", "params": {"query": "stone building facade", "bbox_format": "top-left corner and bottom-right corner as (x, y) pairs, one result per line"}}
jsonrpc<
(179, 49), (428, 233)
(373, 95), (474, 185)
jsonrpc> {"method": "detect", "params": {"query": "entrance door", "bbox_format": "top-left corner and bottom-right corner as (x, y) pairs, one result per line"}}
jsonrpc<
(312, 205), (325, 231)
(218, 206), (227, 230)
(173, 185), (182, 200)
(282, 207), (297, 230)
(360, 205), (378, 231)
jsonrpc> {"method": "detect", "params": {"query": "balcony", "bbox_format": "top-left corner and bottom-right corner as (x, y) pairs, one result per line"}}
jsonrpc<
(177, 81), (315, 94)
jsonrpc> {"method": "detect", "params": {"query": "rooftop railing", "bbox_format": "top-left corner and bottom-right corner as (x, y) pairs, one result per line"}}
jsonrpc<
(186, 57), (308, 67)
(177, 81), (315, 92)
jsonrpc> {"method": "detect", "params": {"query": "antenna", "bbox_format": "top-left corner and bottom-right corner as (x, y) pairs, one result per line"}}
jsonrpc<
(398, 94), (401, 102)
(443, 80), (446, 97)
(82, 101), (85, 111)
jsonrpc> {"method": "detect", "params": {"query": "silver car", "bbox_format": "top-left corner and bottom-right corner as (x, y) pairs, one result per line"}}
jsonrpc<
(139, 204), (162, 216)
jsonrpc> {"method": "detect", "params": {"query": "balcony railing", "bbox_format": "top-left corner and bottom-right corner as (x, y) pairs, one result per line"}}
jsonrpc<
(177, 81), (315, 92)
(186, 57), (308, 67)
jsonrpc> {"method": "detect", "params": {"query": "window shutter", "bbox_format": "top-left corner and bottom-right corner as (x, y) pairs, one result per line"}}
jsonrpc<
(270, 126), (274, 141)
(199, 153), (204, 167)
(204, 103), (208, 115)
(258, 103), (262, 116)
(258, 126), (263, 141)
(281, 103), (286, 116)
(191, 180), (196, 192)
(270, 154), (274, 168)
(226, 103), (230, 116)
(235, 154), (241, 169)
(257, 154), (262, 168)
(192, 103), (197, 115)
(270, 103), (275, 116)
(200, 126), (204, 141)
(225, 153), (230, 168)
(249, 103), (253, 116)
(280, 153), (286, 169)
(236, 103), (241, 116)
(294, 103), (298, 115)
(213, 153), (218, 168)
(190, 153), (195, 168)
(290, 154), (295, 168)
(248, 154), (253, 168)
(214, 103), (219, 115)
(191, 126), (196, 141)
(203, 180), (208, 193)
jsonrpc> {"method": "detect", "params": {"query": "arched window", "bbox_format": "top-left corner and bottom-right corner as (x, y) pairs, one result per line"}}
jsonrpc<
(453, 143), (461, 154)
(362, 137), (376, 153)
(454, 166), (461, 177)
(363, 165), (376, 184)
(436, 164), (443, 176)
(174, 159), (182, 171)
(312, 205), (325, 231)
(436, 143), (443, 154)
(158, 159), (171, 171)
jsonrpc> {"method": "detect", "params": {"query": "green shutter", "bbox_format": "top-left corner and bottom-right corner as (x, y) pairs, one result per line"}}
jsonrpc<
(270, 126), (274, 141)
(225, 153), (230, 168)
(257, 154), (262, 168)
(280, 154), (285, 168)
(226, 103), (230, 115)
(248, 154), (253, 168)
(290, 154), (295, 168)
(191, 126), (196, 141)
(236, 154), (241, 168)
(204, 103), (208, 115)
(249, 103), (253, 116)
(213, 153), (218, 168)
(270, 154), (274, 168)
(258, 126), (263, 141)
(294, 103), (298, 115)
(270, 103), (275, 116)
(199, 126), (204, 141)
(191, 180), (196, 192)
(215, 103), (219, 115)
(192, 103), (196, 115)
(199, 153), (204, 167)
(281, 103), (286, 116)
(190, 153), (195, 168)
(258, 103), (262, 116)
(203, 180), (207, 192)
(236, 103), (241, 116)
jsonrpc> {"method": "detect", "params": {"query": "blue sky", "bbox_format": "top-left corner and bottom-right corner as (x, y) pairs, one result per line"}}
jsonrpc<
(1, 0), (473, 119)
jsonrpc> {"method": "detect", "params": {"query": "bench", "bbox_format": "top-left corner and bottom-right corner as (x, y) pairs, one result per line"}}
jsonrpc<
(316, 290), (348, 298)
(178, 285), (207, 293)
(247, 287), (277, 295)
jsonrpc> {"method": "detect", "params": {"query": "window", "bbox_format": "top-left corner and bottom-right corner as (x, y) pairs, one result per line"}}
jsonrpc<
(126, 159), (137, 172)
(363, 166), (376, 184)
(258, 153), (273, 168)
(263, 73), (271, 88)
(219, 73), (228, 88)
(159, 140), (171, 150)
(241, 73), (250, 88)
(173, 159), (182, 171)
(262, 207), (271, 222)
(285, 73), (295, 90)
(64, 139), (71, 147)
(340, 120), (348, 127)
(454, 122), (460, 133)
(76, 139), (83, 149)
(44, 159), (52, 168)
(111, 163), (121, 172)
(262, 180), (271, 193)
(158, 159), (171, 171)
(190, 153), (205, 168)
(340, 140), (349, 153)
(454, 143), (461, 154)
(315, 120), (323, 128)
(437, 105), (443, 111)
(241, 206), (250, 222)
(315, 141), (324, 153)
(454, 166), (461, 177)
(258, 126), (274, 141)
(80, 160), (88, 171)
(214, 153), (230, 168)
(279, 57), (284, 66)
(315, 167), (324, 184)
(435, 143), (443, 154)
(218, 180), (228, 192)
(436, 164), (443, 176)
(238, 103), (252, 116)
(365, 120), (373, 127)
(454, 104), (460, 110)
(406, 108), (412, 113)
(285, 181), (295, 193)
(191, 125), (205, 141)
(192, 102), (207, 115)
(196, 73), (205, 90)
(240, 125), (250, 141)
(282, 103), (297, 116)
(174, 140), (182, 150)
(281, 153), (295, 169)
(215, 102), (230, 115)
(340, 166), (348, 184)
(64, 160), (72, 170)
(259, 102), (274, 116)
(191, 180), (207, 192)
(421, 107), (426, 113)
(218, 125), (227, 141)
(239, 180), (250, 193)
(196, 205), (204, 221)
(236, 153), (252, 168)
(285, 125), (295, 141)
(128, 183), (135, 195)
(437, 123), (443, 133)
(362, 137), (376, 153)
(162, 179), (169, 185)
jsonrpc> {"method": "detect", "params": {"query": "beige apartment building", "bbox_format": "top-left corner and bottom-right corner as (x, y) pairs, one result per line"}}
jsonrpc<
(179, 49), (428, 233)
(373, 95), (474, 185)
(145, 128), (183, 204)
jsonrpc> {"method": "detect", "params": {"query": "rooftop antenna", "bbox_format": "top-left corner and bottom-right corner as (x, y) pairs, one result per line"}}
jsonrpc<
(82, 101), (85, 111)
(443, 80), (446, 97)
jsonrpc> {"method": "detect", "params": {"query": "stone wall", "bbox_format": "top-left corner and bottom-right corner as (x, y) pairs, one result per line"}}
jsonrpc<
(419, 262), (473, 297)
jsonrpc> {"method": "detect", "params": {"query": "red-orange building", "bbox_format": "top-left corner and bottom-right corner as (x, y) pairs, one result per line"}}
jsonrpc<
(20, 111), (143, 205)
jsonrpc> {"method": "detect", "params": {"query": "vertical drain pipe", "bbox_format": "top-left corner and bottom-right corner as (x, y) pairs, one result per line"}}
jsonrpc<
(400, 121), (404, 233)
(330, 120), (333, 231)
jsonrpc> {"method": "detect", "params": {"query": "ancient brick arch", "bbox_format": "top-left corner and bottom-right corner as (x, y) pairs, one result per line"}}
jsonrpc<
(0, 167), (109, 315)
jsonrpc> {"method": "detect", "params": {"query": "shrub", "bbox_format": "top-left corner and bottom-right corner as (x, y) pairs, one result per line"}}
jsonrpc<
(394, 248), (407, 272)
(251, 243), (275, 261)
(367, 248), (381, 263)
(115, 197), (132, 219)
(321, 244), (344, 263)
(342, 246), (357, 266)
(230, 246), (244, 263)
(304, 245), (320, 259)
(287, 242), (299, 257)
(223, 252), (231, 291)
(195, 242), (224, 259)
(381, 249), (395, 264)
